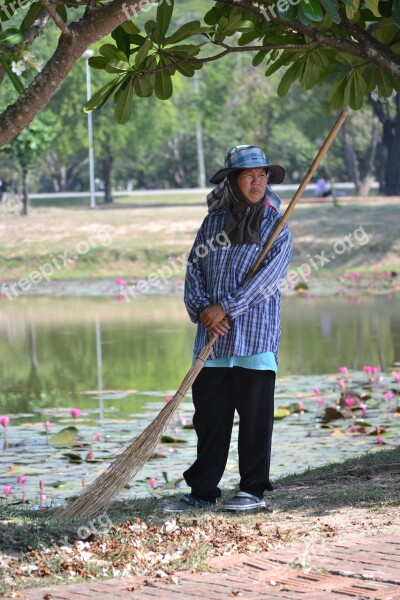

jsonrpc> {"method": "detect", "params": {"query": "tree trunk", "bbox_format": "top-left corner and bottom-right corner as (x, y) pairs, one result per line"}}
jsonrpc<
(101, 155), (113, 204)
(369, 94), (400, 195)
(342, 117), (361, 195)
(21, 169), (29, 216)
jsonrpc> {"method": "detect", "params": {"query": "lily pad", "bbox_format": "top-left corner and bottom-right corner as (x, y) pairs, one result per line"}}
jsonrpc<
(322, 407), (344, 423)
(49, 426), (79, 448)
(274, 408), (291, 420)
(61, 452), (82, 463)
(160, 435), (187, 444)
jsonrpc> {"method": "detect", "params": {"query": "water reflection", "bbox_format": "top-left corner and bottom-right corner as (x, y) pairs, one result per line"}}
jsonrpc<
(0, 294), (398, 415)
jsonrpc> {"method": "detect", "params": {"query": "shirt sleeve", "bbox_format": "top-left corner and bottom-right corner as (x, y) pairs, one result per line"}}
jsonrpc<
(184, 226), (212, 323)
(219, 225), (292, 319)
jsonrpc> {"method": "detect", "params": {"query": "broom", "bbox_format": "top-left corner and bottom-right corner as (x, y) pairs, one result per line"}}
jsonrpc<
(56, 110), (348, 520)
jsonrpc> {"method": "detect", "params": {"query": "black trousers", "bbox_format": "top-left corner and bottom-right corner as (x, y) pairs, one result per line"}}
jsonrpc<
(184, 367), (276, 500)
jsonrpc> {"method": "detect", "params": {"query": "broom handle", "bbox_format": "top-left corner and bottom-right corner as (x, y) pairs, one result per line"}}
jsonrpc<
(175, 110), (348, 399)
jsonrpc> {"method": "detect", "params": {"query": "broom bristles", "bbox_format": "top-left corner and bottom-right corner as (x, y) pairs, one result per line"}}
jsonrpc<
(54, 352), (209, 520)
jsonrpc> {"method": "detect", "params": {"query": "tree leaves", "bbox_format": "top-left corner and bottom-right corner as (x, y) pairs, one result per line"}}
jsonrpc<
(300, 0), (324, 21)
(115, 77), (134, 123)
(157, 0), (174, 38)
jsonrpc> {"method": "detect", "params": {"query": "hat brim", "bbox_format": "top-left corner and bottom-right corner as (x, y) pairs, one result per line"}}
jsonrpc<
(210, 164), (285, 185)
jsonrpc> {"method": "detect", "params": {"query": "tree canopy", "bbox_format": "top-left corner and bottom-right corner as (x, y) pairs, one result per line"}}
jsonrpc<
(1, 0), (400, 146)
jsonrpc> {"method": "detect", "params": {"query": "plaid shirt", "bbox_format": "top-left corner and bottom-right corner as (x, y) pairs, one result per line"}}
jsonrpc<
(184, 205), (293, 364)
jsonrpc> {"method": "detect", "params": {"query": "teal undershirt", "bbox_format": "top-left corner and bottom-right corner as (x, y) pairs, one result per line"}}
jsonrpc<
(193, 351), (277, 373)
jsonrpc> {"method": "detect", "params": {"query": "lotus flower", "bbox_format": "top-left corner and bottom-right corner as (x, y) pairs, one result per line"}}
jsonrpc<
(337, 379), (346, 389)
(149, 477), (157, 489)
(316, 396), (325, 406)
(70, 408), (81, 420)
(17, 476), (26, 484)
(92, 432), (101, 442)
(115, 277), (127, 286)
(376, 437), (385, 445)
(2, 485), (11, 498)
(384, 391), (394, 401)
(313, 387), (320, 395)
(339, 367), (348, 374)
(44, 421), (51, 431)
(394, 375), (400, 383)
(359, 402), (367, 414)
(0, 415), (9, 449)
(165, 396), (173, 403)
(345, 397), (355, 407)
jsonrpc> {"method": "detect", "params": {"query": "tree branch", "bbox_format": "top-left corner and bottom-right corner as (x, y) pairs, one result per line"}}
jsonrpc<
(218, 0), (400, 79)
(0, 0), (147, 147)
(38, 0), (71, 36)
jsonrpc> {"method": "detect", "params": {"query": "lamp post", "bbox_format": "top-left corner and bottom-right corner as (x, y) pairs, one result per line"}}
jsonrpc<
(83, 49), (96, 209)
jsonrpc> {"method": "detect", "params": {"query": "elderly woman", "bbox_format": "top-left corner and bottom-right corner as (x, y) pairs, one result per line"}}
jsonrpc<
(163, 145), (293, 513)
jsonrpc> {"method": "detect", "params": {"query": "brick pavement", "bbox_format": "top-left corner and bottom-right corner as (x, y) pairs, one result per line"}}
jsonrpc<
(18, 535), (400, 600)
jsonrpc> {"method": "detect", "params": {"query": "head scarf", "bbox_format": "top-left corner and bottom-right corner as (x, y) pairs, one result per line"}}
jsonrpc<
(206, 176), (282, 245)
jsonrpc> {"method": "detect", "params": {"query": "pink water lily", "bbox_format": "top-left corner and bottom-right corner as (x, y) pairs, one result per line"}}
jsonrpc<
(363, 365), (372, 375)
(85, 450), (94, 461)
(384, 391), (394, 401)
(376, 437), (385, 445)
(165, 396), (173, 403)
(44, 421), (51, 431)
(313, 387), (321, 395)
(394, 375), (400, 383)
(70, 408), (81, 419)
(115, 277), (127, 286)
(92, 432), (101, 442)
(2, 485), (12, 497)
(17, 476), (26, 484)
(0, 416), (9, 427)
(338, 367), (348, 374)
(337, 379), (346, 389)
(149, 477), (157, 489)
(316, 396), (325, 406)
(345, 397), (355, 407)
(359, 402), (367, 414)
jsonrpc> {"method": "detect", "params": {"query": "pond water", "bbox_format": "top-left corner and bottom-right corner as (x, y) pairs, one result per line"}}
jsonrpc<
(0, 294), (399, 505)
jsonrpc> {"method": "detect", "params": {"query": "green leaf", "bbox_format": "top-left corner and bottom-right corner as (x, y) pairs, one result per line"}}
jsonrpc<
(154, 59), (173, 99)
(157, 0), (174, 38)
(84, 78), (121, 112)
(135, 38), (153, 66)
(300, 0), (324, 21)
(0, 57), (25, 95)
(277, 59), (304, 96)
(175, 58), (201, 77)
(112, 25), (132, 59)
(375, 68), (395, 96)
(164, 20), (205, 45)
(392, 0), (400, 25)
(0, 28), (24, 44)
(344, 70), (367, 109)
(327, 74), (348, 108)
(252, 50), (268, 67)
(265, 51), (297, 77)
(88, 56), (109, 70)
(19, 2), (42, 31)
(115, 77), (134, 123)
(133, 73), (154, 97)
(364, 0), (381, 16)
(120, 20), (140, 35)
(277, 0), (298, 19)
(319, 0), (341, 23)
(49, 426), (79, 448)
(99, 44), (129, 63)
(300, 53), (321, 89)
(106, 59), (132, 74)
(56, 4), (68, 21)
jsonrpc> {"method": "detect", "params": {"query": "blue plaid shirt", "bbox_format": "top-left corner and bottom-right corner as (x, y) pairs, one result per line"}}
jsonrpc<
(184, 205), (293, 364)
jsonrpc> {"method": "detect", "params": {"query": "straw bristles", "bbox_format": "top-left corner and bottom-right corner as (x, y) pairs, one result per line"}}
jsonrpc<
(54, 340), (215, 520)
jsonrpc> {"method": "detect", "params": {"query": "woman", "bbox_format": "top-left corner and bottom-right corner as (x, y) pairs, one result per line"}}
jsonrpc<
(163, 145), (293, 513)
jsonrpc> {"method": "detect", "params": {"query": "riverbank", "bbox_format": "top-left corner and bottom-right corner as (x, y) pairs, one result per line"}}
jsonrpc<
(0, 446), (399, 596)
(0, 198), (399, 288)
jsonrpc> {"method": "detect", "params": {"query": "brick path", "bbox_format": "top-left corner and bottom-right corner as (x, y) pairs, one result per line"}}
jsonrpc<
(20, 535), (400, 599)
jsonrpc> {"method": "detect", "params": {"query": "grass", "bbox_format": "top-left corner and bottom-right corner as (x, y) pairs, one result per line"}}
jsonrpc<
(1, 197), (399, 282)
(1, 445), (399, 594)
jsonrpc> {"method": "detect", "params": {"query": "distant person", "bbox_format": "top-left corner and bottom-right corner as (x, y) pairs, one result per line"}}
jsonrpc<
(314, 176), (331, 198)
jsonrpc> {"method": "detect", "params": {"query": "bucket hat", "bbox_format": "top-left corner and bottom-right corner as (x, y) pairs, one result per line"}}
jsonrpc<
(210, 145), (285, 185)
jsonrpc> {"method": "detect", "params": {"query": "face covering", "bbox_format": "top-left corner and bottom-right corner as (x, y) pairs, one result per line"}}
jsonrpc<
(223, 173), (266, 244)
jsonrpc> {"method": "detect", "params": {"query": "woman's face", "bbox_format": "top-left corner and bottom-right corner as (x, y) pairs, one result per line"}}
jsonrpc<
(237, 168), (269, 203)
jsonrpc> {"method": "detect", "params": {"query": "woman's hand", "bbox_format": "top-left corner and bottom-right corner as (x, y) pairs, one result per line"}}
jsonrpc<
(200, 304), (230, 336)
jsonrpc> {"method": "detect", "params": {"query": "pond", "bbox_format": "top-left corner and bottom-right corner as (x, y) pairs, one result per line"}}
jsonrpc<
(0, 294), (399, 506)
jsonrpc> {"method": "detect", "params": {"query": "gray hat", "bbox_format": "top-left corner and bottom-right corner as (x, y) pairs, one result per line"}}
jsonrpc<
(210, 145), (285, 185)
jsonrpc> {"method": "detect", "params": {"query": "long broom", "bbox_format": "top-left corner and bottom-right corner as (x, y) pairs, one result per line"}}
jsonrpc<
(56, 110), (348, 520)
